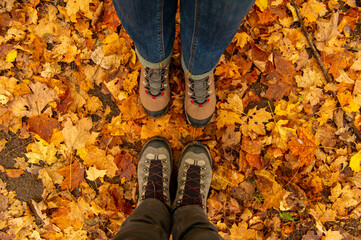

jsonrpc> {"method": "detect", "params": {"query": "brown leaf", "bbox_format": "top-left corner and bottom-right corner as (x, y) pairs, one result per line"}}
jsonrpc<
(58, 161), (85, 191)
(101, 0), (121, 32)
(28, 114), (59, 142)
(114, 153), (136, 181)
(57, 88), (73, 114)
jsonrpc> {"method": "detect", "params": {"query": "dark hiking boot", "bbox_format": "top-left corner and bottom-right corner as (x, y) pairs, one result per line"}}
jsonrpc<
(184, 73), (216, 127)
(173, 142), (212, 212)
(139, 65), (170, 118)
(138, 137), (172, 207)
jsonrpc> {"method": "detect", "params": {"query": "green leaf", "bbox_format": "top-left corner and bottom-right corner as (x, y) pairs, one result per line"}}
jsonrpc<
(279, 211), (294, 221)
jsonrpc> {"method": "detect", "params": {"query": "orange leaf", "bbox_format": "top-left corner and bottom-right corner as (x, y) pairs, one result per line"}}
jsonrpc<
(28, 114), (59, 142)
(58, 161), (84, 191)
(5, 169), (25, 178)
(288, 126), (318, 167)
(57, 88), (73, 114)
(246, 153), (263, 170)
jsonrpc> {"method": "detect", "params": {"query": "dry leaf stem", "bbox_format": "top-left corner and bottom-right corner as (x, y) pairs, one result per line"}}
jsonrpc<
(290, 0), (361, 141)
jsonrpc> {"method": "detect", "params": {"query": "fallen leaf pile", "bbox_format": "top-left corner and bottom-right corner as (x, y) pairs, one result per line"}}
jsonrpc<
(0, 0), (361, 239)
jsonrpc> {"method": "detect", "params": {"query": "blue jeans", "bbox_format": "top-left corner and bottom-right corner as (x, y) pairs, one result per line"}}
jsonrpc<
(112, 0), (255, 78)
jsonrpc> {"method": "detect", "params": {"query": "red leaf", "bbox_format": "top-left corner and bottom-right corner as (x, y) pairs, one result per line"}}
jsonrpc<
(28, 114), (59, 142)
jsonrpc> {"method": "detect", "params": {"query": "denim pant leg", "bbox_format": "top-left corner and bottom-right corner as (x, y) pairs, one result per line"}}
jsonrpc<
(180, 0), (256, 77)
(113, 199), (172, 240)
(112, 0), (177, 68)
(172, 205), (223, 240)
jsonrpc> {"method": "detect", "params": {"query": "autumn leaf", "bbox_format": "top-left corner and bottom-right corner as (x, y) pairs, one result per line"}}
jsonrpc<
(350, 151), (361, 172)
(58, 161), (85, 191)
(28, 114), (59, 142)
(114, 153), (136, 181)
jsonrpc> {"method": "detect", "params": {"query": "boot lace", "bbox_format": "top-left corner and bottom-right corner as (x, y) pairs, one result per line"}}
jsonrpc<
(179, 165), (203, 207)
(143, 155), (168, 203)
(188, 77), (210, 105)
(144, 67), (168, 97)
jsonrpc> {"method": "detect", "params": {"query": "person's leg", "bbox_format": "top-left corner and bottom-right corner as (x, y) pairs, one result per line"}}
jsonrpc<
(172, 205), (222, 240)
(112, 0), (177, 66)
(113, 199), (172, 240)
(112, 0), (178, 117)
(180, 0), (255, 127)
(113, 137), (173, 240)
(171, 142), (222, 240)
(180, 0), (255, 76)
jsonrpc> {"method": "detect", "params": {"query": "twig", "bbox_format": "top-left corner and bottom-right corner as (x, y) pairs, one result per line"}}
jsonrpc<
(290, 0), (361, 142)
(289, 0), (331, 84)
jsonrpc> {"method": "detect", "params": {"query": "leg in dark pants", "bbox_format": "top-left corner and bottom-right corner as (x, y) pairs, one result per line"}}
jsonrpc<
(112, 199), (172, 240)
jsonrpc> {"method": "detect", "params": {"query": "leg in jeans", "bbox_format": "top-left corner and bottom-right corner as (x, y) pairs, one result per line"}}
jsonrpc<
(112, 199), (172, 240)
(112, 0), (177, 67)
(172, 205), (222, 240)
(180, 0), (256, 77)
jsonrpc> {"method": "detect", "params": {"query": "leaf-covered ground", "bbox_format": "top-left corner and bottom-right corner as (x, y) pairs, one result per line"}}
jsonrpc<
(1, 0), (361, 239)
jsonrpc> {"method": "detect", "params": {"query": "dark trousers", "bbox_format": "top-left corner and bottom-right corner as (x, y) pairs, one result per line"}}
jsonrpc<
(113, 199), (223, 240)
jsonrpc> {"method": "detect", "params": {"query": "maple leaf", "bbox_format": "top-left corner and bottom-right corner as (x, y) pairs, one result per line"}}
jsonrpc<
(300, 0), (328, 23)
(301, 86), (323, 106)
(266, 119), (296, 150)
(315, 12), (342, 42)
(288, 126), (319, 167)
(58, 161), (85, 191)
(211, 166), (244, 190)
(41, 62), (61, 79)
(216, 110), (243, 129)
(337, 91), (360, 113)
(8, 81), (58, 117)
(229, 221), (259, 240)
(241, 107), (272, 137)
(295, 66), (326, 89)
(28, 114), (59, 142)
(80, 145), (117, 178)
(86, 166), (107, 181)
(317, 98), (336, 126)
(232, 32), (251, 49)
(61, 117), (98, 150)
(25, 138), (59, 165)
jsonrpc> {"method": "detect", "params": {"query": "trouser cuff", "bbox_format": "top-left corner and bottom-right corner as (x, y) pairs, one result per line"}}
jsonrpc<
(181, 54), (214, 80)
(136, 48), (172, 69)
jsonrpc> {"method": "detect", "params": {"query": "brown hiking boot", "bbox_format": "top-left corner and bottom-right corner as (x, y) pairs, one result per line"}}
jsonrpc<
(139, 65), (170, 118)
(184, 73), (216, 127)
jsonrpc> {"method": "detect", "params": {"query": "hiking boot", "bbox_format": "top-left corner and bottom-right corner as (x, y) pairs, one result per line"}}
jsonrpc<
(173, 142), (212, 212)
(184, 73), (216, 127)
(139, 65), (170, 118)
(138, 137), (172, 207)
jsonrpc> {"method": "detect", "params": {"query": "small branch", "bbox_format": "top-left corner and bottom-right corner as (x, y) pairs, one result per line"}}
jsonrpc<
(290, 0), (331, 84)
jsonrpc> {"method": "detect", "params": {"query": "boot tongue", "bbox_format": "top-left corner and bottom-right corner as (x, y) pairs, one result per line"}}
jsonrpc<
(147, 69), (162, 96)
(192, 78), (208, 104)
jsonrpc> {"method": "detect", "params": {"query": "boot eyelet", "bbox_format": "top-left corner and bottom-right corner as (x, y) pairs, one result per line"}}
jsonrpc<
(163, 167), (168, 172)
(163, 178), (168, 182)
(162, 160), (168, 164)
(163, 187), (168, 191)
(182, 172), (187, 176)
(201, 175), (205, 179)
(144, 177), (148, 181)
(142, 186), (146, 190)
(201, 167), (206, 170)
(144, 168), (149, 172)
(179, 190), (183, 194)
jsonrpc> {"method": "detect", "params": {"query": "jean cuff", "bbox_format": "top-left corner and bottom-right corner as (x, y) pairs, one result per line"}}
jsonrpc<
(136, 48), (172, 69)
(181, 54), (214, 80)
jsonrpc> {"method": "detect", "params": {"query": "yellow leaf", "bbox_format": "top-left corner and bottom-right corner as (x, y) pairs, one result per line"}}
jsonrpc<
(350, 151), (361, 172)
(86, 166), (107, 181)
(255, 0), (268, 12)
(232, 32), (251, 49)
(6, 50), (17, 63)
(25, 139), (59, 165)
(131, 49), (136, 65)
(216, 110), (243, 129)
